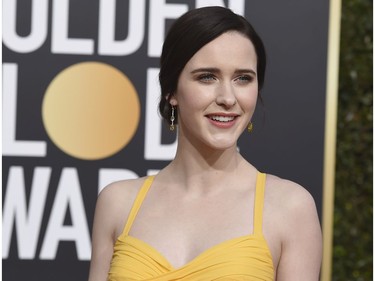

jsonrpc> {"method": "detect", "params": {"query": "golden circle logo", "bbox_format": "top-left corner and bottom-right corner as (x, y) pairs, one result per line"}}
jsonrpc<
(42, 61), (140, 160)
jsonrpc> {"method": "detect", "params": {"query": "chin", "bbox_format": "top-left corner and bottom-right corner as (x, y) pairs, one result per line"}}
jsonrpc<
(205, 138), (238, 151)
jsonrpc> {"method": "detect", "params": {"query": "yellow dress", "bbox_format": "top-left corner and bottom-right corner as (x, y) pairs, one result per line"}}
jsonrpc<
(108, 173), (274, 280)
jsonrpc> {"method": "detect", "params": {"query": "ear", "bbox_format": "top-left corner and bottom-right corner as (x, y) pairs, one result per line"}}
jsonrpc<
(167, 94), (178, 106)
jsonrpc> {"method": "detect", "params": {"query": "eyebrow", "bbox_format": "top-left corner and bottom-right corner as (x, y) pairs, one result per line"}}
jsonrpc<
(190, 67), (257, 76)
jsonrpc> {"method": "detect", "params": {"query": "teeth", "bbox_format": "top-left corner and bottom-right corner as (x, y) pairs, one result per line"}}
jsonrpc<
(210, 115), (235, 122)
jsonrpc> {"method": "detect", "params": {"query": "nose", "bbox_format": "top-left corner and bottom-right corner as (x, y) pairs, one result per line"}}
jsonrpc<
(215, 82), (237, 108)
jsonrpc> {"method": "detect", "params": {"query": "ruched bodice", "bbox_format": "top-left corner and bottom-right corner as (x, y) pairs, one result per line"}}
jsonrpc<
(108, 173), (274, 280)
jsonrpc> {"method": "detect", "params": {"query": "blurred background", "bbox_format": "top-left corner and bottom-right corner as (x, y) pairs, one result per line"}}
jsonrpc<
(332, 0), (372, 280)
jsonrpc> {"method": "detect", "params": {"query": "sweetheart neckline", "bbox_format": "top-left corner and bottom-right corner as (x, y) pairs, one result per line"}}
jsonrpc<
(116, 233), (272, 271)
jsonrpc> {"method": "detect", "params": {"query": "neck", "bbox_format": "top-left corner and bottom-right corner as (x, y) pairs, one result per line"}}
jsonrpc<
(165, 137), (248, 194)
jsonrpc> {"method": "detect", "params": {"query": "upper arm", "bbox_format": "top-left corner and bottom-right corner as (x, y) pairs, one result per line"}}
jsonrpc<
(88, 184), (123, 281)
(276, 186), (322, 281)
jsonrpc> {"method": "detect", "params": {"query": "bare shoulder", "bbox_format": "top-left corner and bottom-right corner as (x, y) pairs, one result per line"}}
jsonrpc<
(94, 177), (148, 240)
(264, 174), (317, 213)
(263, 174), (322, 279)
(89, 177), (150, 280)
(263, 173), (321, 240)
(97, 177), (147, 205)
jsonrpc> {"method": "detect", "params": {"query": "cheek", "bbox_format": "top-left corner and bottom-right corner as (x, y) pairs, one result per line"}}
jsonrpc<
(178, 96), (204, 116)
(239, 90), (258, 111)
(176, 83), (210, 108)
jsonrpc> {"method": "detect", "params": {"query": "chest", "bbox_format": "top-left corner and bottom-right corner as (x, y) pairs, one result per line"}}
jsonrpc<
(110, 234), (275, 280)
(128, 189), (256, 268)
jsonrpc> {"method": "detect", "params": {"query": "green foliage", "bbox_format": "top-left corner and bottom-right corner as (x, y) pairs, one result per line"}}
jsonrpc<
(332, 0), (373, 280)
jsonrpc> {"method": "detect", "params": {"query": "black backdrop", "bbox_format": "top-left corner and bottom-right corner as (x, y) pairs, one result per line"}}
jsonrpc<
(3, 0), (329, 280)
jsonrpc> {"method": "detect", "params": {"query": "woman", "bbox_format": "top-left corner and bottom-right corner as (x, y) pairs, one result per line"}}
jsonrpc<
(88, 6), (322, 281)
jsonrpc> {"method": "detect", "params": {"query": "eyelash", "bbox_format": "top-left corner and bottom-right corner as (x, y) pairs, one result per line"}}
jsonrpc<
(198, 73), (253, 82)
(197, 73), (254, 83)
(198, 73), (216, 82)
(235, 75), (253, 83)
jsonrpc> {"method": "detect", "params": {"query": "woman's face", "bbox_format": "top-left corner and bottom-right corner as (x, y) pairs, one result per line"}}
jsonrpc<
(170, 31), (258, 151)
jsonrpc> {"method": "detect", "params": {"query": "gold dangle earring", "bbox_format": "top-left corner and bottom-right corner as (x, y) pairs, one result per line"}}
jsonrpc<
(247, 122), (253, 133)
(169, 106), (176, 131)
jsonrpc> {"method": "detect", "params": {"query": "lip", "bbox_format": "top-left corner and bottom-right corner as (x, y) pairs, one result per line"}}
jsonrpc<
(205, 113), (240, 128)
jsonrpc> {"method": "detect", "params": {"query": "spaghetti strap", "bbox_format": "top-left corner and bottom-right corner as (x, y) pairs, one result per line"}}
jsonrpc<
(123, 176), (155, 235)
(253, 172), (266, 235)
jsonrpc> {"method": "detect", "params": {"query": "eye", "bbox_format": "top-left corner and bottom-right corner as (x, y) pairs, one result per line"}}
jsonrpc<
(198, 73), (216, 82)
(235, 75), (254, 83)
